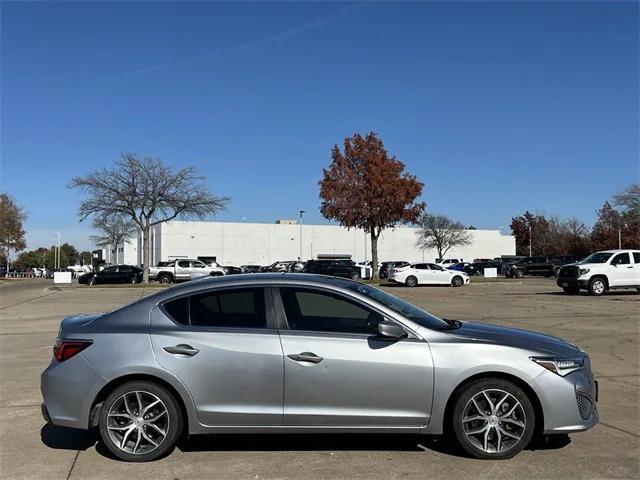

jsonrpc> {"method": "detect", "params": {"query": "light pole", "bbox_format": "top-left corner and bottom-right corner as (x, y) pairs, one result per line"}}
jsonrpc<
(299, 210), (306, 261)
(528, 225), (532, 257)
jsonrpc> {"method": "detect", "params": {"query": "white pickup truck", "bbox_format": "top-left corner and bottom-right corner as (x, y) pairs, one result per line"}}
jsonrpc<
(149, 259), (226, 284)
(556, 249), (640, 295)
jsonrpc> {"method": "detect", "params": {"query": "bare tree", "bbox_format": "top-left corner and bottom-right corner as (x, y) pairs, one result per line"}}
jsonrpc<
(416, 213), (471, 261)
(0, 193), (27, 276)
(90, 215), (138, 265)
(71, 153), (229, 283)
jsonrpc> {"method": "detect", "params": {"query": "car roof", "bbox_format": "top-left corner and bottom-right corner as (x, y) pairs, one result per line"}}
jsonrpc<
(597, 249), (640, 253)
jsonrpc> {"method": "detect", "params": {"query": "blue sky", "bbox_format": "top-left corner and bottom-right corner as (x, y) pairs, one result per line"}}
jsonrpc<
(1, 1), (638, 251)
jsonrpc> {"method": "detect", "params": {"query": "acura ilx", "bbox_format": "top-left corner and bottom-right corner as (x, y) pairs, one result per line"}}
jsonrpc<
(41, 274), (598, 462)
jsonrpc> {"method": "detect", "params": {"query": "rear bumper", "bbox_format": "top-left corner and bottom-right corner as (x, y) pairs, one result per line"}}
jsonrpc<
(41, 354), (106, 430)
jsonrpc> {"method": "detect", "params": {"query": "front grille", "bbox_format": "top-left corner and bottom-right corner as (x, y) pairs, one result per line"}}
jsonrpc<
(576, 392), (593, 419)
(559, 266), (579, 278)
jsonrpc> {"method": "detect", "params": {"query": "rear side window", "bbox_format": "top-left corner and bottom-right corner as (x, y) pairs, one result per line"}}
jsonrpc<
(634, 253), (640, 264)
(162, 288), (266, 329)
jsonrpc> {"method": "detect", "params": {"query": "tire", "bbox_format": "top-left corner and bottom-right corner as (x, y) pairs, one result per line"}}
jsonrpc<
(562, 286), (579, 295)
(451, 378), (535, 460)
(88, 276), (96, 286)
(553, 267), (561, 278)
(452, 276), (464, 287)
(405, 276), (418, 287)
(130, 275), (138, 284)
(350, 270), (361, 280)
(514, 269), (525, 279)
(588, 277), (607, 296)
(98, 380), (183, 462)
(157, 274), (173, 285)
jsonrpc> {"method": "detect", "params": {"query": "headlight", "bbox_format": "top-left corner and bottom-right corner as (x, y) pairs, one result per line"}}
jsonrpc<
(579, 268), (590, 275)
(531, 356), (584, 376)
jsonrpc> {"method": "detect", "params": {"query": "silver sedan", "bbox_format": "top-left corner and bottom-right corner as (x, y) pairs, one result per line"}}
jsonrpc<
(41, 274), (598, 462)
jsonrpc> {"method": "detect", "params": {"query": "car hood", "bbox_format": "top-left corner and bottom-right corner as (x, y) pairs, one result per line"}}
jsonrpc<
(445, 321), (583, 356)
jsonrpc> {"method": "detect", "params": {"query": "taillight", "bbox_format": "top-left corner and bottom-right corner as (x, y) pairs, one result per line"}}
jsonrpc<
(53, 340), (92, 362)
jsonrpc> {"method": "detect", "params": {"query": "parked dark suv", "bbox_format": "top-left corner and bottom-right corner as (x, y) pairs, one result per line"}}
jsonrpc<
(379, 261), (410, 279)
(505, 256), (578, 278)
(303, 259), (361, 279)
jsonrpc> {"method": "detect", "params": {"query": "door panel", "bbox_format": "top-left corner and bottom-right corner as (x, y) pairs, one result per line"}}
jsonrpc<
(609, 253), (634, 286)
(280, 334), (432, 427)
(149, 288), (284, 426)
(276, 286), (433, 428)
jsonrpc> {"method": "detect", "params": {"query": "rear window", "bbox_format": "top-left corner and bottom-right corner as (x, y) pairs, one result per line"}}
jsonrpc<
(162, 288), (267, 329)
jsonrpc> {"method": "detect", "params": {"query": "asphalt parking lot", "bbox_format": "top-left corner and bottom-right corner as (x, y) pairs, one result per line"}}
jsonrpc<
(0, 278), (638, 479)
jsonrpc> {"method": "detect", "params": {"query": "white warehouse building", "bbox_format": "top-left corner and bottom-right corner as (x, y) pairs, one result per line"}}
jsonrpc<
(114, 220), (515, 267)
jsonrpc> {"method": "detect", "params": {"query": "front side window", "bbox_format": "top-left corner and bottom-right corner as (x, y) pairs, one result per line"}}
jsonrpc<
(190, 261), (205, 268)
(633, 252), (640, 264)
(177, 260), (190, 268)
(280, 288), (383, 335)
(163, 288), (266, 329)
(611, 253), (631, 265)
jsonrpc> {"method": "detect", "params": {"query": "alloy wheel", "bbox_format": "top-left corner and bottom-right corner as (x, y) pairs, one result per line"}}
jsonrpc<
(106, 391), (170, 455)
(461, 389), (526, 454)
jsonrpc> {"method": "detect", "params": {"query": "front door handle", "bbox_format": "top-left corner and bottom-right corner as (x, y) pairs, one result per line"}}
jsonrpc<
(287, 352), (324, 364)
(164, 344), (199, 356)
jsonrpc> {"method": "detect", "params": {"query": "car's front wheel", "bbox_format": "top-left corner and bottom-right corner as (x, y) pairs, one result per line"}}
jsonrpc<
(588, 277), (607, 296)
(98, 381), (183, 462)
(452, 378), (535, 459)
(451, 276), (464, 287)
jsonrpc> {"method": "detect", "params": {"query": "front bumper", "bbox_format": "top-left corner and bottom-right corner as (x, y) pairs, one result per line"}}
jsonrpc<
(556, 277), (589, 289)
(530, 365), (599, 434)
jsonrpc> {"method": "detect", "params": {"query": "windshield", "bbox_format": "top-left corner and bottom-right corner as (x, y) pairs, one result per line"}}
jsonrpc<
(579, 252), (613, 264)
(342, 282), (450, 330)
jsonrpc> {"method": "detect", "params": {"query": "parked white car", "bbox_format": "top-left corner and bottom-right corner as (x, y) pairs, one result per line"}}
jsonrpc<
(388, 262), (470, 287)
(149, 259), (226, 284)
(556, 249), (640, 295)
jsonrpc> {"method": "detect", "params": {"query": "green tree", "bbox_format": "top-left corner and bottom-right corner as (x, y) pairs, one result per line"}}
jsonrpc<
(0, 193), (27, 274)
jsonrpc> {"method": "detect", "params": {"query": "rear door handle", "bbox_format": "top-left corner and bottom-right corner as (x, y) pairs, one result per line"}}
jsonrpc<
(164, 344), (199, 356)
(287, 352), (324, 364)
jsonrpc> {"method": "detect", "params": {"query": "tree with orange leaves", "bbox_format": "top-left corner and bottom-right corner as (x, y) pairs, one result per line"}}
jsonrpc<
(319, 132), (425, 279)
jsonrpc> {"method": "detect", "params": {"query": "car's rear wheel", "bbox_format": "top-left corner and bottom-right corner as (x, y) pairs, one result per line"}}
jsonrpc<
(99, 381), (183, 462)
(405, 276), (418, 287)
(157, 274), (172, 285)
(588, 277), (607, 296)
(452, 378), (535, 460)
(514, 269), (525, 279)
(350, 270), (360, 280)
(451, 276), (464, 287)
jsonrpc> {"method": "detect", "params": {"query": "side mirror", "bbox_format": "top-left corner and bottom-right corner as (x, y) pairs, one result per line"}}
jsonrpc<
(377, 320), (408, 339)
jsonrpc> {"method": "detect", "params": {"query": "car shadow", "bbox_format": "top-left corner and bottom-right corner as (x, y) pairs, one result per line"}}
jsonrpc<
(41, 426), (571, 459)
(40, 424), (98, 451)
(536, 291), (639, 297)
